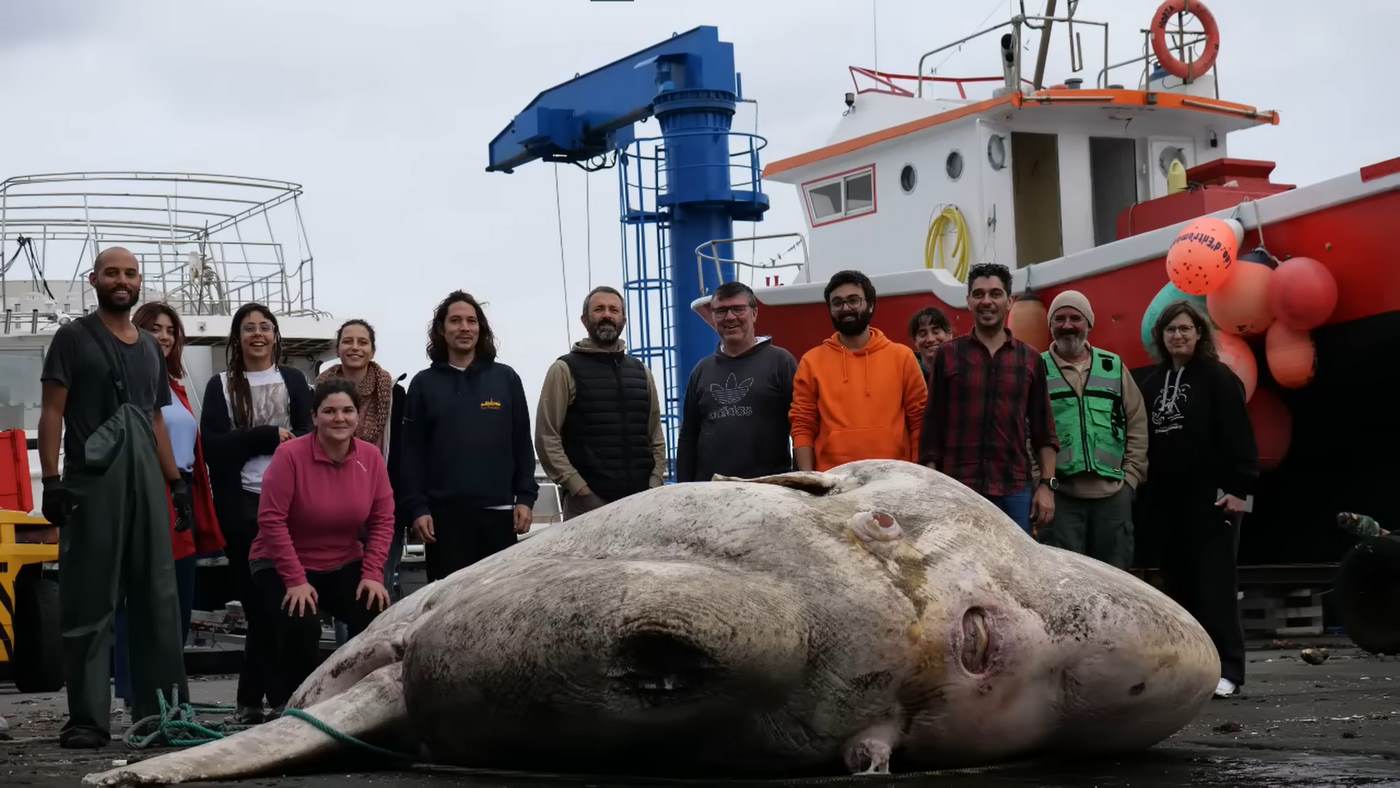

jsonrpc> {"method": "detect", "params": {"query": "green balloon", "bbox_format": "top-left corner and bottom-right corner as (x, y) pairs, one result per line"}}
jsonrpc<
(1142, 282), (1208, 361)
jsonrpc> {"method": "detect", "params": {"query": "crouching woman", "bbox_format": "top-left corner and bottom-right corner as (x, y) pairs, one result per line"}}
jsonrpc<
(249, 379), (395, 711)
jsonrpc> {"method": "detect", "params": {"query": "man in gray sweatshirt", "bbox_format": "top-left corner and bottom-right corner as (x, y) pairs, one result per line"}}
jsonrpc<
(677, 282), (798, 483)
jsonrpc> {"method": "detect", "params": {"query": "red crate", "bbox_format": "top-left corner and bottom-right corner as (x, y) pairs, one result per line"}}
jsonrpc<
(0, 429), (35, 513)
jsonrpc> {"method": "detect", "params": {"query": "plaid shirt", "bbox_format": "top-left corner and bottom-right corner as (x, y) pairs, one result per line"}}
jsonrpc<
(920, 331), (1057, 496)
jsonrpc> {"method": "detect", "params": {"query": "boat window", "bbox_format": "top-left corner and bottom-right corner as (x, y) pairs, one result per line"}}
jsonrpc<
(900, 164), (917, 193)
(804, 166), (876, 225)
(845, 172), (873, 211)
(0, 349), (44, 432)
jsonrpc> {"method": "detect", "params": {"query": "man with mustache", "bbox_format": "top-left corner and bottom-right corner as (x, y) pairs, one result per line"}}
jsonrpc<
(789, 270), (927, 472)
(536, 286), (666, 519)
(37, 247), (189, 748)
(920, 263), (1058, 535)
(1037, 291), (1148, 569)
(676, 281), (797, 482)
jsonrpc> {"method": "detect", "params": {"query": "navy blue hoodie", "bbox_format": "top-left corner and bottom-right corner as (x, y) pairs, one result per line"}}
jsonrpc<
(400, 360), (539, 519)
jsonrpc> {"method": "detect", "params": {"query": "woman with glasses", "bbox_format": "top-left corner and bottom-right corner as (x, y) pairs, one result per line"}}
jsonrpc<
(1138, 301), (1258, 699)
(201, 303), (312, 724)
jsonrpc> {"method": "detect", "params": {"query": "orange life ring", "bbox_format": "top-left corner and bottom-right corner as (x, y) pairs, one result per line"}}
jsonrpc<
(1151, 0), (1220, 81)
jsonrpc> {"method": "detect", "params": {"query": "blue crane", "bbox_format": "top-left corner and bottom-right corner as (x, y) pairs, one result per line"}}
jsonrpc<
(487, 26), (769, 476)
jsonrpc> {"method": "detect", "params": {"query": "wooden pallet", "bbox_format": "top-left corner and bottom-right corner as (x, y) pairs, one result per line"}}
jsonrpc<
(1239, 588), (1324, 636)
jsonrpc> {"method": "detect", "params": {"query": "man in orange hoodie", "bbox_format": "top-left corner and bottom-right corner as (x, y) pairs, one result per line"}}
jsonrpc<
(790, 270), (927, 472)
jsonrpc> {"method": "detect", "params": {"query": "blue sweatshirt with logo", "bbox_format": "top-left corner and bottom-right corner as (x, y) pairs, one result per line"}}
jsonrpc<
(400, 360), (539, 518)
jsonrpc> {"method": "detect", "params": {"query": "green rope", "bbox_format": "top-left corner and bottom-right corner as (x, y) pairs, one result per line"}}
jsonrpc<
(280, 708), (415, 762)
(123, 688), (245, 749)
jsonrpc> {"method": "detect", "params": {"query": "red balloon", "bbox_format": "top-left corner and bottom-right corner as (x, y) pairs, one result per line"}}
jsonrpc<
(1207, 260), (1275, 336)
(1166, 217), (1240, 296)
(1266, 321), (1316, 389)
(1008, 296), (1050, 351)
(1269, 256), (1338, 330)
(1247, 386), (1293, 471)
(1216, 331), (1257, 402)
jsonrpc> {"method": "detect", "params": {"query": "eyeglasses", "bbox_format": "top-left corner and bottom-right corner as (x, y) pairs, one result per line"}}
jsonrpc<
(241, 322), (276, 335)
(829, 296), (866, 310)
(711, 305), (752, 318)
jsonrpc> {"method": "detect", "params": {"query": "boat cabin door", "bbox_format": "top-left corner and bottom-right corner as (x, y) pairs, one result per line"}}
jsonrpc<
(1011, 131), (1064, 267)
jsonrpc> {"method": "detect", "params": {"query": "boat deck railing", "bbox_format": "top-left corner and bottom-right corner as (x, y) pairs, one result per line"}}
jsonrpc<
(0, 172), (321, 324)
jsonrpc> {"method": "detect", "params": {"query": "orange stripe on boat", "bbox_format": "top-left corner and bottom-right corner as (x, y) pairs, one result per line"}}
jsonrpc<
(764, 89), (1278, 178)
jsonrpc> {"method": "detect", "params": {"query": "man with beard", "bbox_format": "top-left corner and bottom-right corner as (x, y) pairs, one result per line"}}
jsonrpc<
(38, 247), (190, 748)
(920, 263), (1058, 535)
(402, 291), (538, 581)
(536, 285), (666, 519)
(789, 270), (926, 472)
(1036, 291), (1148, 569)
(676, 281), (797, 482)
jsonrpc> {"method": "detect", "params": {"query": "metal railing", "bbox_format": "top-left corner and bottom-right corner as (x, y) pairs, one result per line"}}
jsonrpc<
(694, 233), (809, 297)
(0, 172), (320, 322)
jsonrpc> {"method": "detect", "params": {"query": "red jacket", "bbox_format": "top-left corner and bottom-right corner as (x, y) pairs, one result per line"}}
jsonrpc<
(165, 377), (225, 559)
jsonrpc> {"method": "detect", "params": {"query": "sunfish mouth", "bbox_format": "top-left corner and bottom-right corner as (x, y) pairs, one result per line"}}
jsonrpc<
(607, 631), (725, 701)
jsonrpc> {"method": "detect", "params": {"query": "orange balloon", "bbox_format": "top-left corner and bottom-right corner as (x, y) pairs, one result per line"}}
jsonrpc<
(1246, 386), (1292, 471)
(1216, 331), (1257, 402)
(1269, 256), (1338, 330)
(1266, 321), (1316, 389)
(1207, 260), (1275, 336)
(1166, 217), (1240, 296)
(1008, 296), (1050, 351)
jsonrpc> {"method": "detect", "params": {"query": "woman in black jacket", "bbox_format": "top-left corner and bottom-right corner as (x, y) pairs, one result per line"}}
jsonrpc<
(201, 302), (311, 724)
(1138, 301), (1258, 699)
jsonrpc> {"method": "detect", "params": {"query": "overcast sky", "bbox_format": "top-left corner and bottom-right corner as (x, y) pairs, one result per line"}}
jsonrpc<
(0, 0), (1391, 411)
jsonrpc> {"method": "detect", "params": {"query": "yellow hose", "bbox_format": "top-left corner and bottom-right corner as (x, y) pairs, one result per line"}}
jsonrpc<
(924, 205), (970, 282)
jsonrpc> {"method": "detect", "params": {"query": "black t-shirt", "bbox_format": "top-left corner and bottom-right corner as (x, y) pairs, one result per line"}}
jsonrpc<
(41, 314), (170, 475)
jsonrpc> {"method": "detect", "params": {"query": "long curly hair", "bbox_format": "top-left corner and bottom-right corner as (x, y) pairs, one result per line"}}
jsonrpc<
(132, 301), (187, 378)
(225, 302), (282, 428)
(426, 290), (496, 365)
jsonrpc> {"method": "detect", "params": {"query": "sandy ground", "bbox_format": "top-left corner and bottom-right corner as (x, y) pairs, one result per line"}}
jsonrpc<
(1, 643), (1396, 787)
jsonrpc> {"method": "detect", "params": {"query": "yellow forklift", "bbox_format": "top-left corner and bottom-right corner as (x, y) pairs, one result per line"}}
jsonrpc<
(0, 428), (63, 692)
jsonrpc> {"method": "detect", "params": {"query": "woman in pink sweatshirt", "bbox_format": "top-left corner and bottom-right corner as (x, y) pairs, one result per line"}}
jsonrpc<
(249, 378), (395, 712)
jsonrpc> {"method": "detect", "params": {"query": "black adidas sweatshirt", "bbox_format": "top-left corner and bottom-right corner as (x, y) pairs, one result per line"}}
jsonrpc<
(1137, 356), (1259, 502)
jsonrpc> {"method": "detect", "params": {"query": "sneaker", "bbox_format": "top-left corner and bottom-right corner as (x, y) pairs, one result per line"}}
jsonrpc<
(1213, 678), (1239, 698)
(233, 705), (265, 725)
(59, 727), (110, 749)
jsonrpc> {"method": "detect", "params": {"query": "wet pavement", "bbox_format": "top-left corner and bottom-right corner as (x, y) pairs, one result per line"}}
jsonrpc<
(2, 642), (1396, 786)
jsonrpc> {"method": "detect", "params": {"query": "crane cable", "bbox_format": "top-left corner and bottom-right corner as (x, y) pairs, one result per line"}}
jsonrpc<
(923, 204), (970, 282)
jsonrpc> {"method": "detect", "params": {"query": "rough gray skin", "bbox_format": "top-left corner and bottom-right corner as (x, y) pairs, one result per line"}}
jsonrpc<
(87, 460), (1218, 784)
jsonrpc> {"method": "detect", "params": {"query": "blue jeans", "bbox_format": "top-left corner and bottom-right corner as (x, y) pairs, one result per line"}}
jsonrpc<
(986, 487), (1033, 534)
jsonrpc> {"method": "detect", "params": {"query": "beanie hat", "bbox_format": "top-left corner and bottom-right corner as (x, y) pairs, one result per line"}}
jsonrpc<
(1048, 290), (1094, 328)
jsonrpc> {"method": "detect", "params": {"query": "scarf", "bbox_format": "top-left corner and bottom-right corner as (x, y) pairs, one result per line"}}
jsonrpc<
(317, 361), (394, 450)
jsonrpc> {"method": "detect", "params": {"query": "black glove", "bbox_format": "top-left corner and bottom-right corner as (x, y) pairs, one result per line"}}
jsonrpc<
(41, 476), (74, 528)
(171, 477), (194, 533)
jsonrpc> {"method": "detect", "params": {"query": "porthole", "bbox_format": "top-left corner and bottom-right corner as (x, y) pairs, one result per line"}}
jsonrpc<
(987, 134), (1007, 170)
(946, 150), (964, 181)
(900, 164), (917, 193)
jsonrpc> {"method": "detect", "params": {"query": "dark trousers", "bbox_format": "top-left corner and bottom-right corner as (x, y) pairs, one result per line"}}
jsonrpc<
(424, 504), (517, 582)
(114, 554), (196, 704)
(253, 561), (381, 710)
(59, 470), (187, 740)
(562, 490), (608, 521)
(1041, 485), (1135, 569)
(1149, 486), (1247, 686)
(221, 490), (273, 709)
(984, 486), (1032, 534)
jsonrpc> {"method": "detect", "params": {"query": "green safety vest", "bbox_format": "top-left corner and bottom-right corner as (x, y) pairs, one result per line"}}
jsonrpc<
(1043, 347), (1127, 480)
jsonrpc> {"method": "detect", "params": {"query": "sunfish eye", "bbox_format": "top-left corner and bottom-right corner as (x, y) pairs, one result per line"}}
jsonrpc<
(961, 608), (991, 674)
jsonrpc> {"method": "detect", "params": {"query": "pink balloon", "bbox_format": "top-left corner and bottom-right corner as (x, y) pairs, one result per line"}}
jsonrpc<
(1266, 321), (1317, 389)
(1247, 387), (1293, 471)
(1207, 260), (1275, 336)
(1269, 256), (1338, 330)
(1216, 331), (1257, 402)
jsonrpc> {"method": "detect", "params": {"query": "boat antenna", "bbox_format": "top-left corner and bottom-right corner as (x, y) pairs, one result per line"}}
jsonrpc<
(872, 0), (878, 74)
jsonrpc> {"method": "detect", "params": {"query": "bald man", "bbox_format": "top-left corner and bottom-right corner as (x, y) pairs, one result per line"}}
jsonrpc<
(38, 247), (189, 748)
